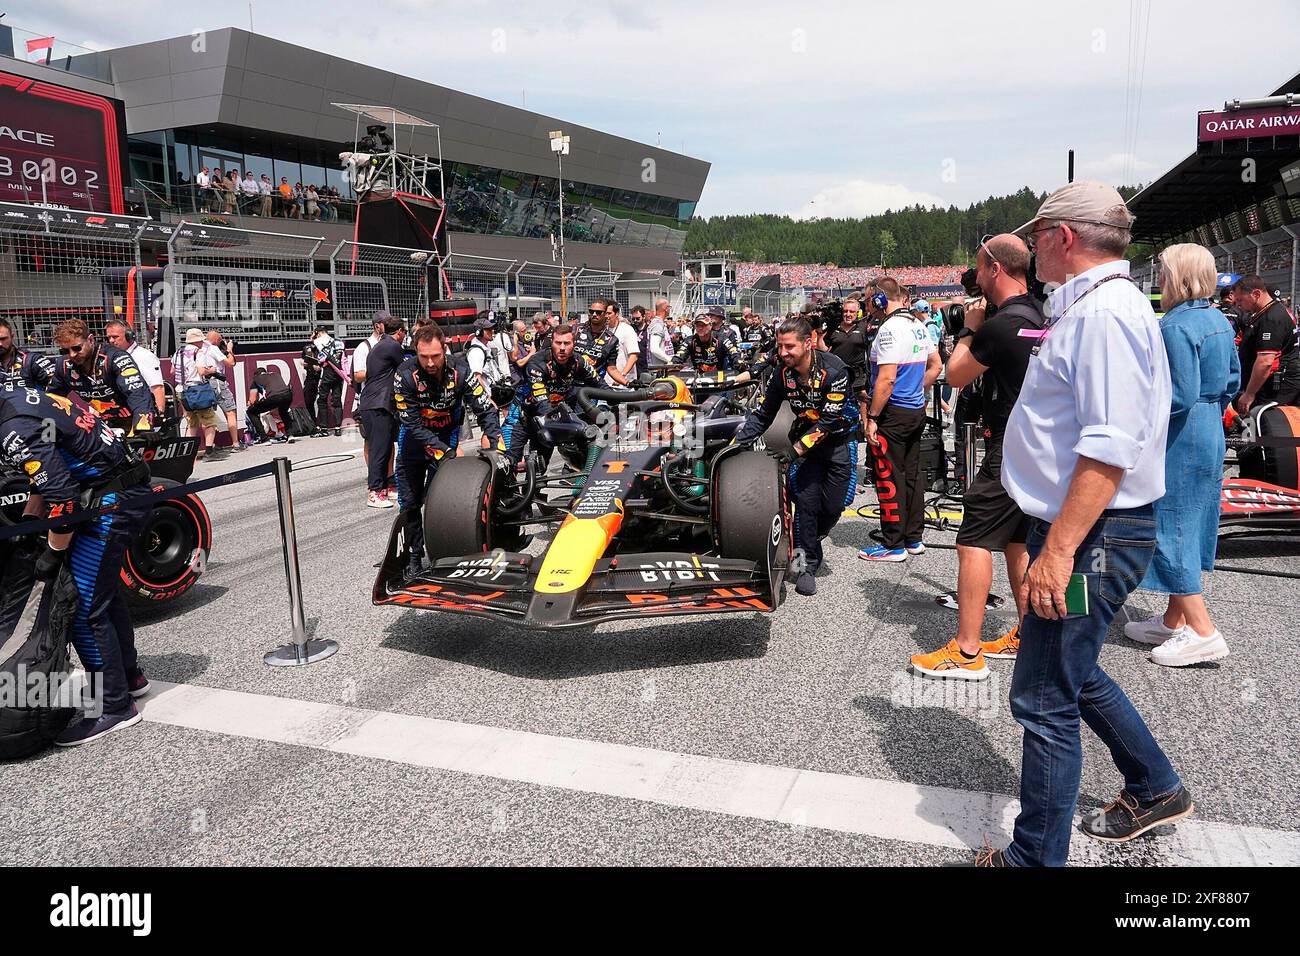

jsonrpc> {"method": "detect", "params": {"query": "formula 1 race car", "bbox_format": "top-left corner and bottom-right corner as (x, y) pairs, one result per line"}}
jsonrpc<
(0, 426), (213, 608)
(1219, 402), (1300, 529)
(373, 374), (791, 628)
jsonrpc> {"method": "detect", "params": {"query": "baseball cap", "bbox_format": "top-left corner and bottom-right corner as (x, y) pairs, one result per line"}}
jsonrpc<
(912, 300), (931, 314)
(693, 313), (713, 325)
(1013, 180), (1135, 237)
(705, 306), (727, 320)
(473, 315), (495, 331)
(372, 309), (393, 325)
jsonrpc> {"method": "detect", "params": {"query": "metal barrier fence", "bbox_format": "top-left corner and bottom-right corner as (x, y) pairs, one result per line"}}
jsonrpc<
(1130, 225), (1300, 300)
(0, 204), (147, 347)
(1, 204), (819, 355)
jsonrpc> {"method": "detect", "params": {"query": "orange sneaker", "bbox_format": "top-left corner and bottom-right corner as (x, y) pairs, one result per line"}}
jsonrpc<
(980, 625), (1020, 660)
(909, 639), (989, 681)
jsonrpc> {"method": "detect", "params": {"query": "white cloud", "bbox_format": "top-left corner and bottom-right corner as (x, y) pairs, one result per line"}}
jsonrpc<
(792, 180), (948, 220)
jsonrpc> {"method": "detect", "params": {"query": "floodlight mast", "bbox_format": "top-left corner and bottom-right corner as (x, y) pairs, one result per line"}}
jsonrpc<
(550, 130), (570, 318)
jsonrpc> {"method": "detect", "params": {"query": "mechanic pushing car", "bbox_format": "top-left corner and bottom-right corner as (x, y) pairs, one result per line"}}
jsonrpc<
(732, 315), (859, 597)
(0, 317), (56, 390)
(395, 323), (506, 579)
(503, 323), (602, 468)
(0, 386), (153, 745)
(47, 319), (156, 438)
(685, 312), (742, 372)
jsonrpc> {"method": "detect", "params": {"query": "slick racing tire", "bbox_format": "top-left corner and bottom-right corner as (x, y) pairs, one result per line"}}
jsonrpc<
(1239, 403), (1300, 492)
(0, 474), (31, 527)
(423, 457), (495, 561)
(120, 478), (213, 608)
(713, 450), (785, 565)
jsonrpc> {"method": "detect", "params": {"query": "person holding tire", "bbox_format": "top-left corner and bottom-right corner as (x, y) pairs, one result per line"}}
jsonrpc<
(394, 324), (504, 578)
(732, 315), (858, 597)
(0, 387), (153, 746)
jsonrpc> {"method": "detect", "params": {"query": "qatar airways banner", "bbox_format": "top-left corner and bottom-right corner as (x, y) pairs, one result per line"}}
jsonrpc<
(1198, 106), (1300, 143)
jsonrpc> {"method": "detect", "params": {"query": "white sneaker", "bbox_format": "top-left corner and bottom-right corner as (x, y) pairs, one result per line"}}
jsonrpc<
(367, 491), (393, 509)
(1123, 616), (1181, 646)
(1151, 629), (1230, 667)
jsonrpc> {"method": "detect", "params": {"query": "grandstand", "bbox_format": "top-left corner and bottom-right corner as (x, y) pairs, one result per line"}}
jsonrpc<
(735, 262), (964, 294)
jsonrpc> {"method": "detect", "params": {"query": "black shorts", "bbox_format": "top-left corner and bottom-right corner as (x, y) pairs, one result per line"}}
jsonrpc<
(955, 438), (1029, 551)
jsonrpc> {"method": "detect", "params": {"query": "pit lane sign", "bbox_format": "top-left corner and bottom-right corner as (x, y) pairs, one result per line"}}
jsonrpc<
(1198, 105), (1300, 143)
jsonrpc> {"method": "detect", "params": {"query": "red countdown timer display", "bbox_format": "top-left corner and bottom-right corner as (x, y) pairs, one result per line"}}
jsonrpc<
(0, 70), (126, 214)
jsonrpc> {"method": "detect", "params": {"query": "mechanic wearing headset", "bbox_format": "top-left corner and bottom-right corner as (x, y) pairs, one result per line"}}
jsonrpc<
(504, 323), (602, 468)
(47, 319), (156, 438)
(0, 386), (153, 745)
(394, 323), (505, 579)
(732, 315), (858, 597)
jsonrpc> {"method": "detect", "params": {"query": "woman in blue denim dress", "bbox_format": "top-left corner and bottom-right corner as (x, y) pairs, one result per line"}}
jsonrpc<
(1124, 244), (1240, 666)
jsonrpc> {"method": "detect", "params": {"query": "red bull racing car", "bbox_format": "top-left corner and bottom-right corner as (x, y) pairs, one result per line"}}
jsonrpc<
(373, 374), (791, 628)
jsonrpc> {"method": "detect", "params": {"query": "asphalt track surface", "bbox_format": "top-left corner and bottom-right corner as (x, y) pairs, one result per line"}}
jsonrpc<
(3, 432), (1298, 866)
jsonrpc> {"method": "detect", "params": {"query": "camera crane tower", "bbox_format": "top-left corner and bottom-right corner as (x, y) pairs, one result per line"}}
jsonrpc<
(333, 103), (452, 301)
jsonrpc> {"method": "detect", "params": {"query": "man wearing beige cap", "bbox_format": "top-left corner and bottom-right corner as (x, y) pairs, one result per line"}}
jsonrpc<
(975, 181), (1190, 866)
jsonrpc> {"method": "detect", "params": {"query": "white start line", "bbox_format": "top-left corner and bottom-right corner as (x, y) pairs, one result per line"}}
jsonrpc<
(138, 681), (1299, 866)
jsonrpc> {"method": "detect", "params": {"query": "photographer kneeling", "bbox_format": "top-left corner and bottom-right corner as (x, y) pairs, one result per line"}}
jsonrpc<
(910, 234), (1042, 679)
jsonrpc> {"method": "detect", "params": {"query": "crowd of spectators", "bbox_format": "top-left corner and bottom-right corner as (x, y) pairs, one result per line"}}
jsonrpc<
(191, 166), (345, 221)
(734, 262), (963, 290)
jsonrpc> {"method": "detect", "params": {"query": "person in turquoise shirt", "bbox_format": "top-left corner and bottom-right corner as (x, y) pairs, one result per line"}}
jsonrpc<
(1125, 244), (1240, 667)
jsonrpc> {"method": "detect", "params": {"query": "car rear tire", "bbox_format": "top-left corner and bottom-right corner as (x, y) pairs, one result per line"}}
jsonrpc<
(423, 457), (495, 561)
(120, 478), (213, 608)
(713, 450), (785, 564)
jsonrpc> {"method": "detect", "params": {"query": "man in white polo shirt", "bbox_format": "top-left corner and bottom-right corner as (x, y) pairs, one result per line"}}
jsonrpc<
(977, 181), (1190, 867)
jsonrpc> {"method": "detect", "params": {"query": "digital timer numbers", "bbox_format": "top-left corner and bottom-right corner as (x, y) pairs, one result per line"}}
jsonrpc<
(0, 155), (100, 190)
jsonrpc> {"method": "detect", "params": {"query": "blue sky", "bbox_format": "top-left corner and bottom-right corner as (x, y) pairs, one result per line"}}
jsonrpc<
(23, 0), (1300, 218)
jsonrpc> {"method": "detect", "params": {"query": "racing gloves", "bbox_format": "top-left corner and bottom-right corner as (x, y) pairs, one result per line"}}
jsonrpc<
(34, 542), (68, 583)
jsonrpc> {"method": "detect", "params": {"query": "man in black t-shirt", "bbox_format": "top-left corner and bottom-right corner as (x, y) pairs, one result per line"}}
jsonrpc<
(910, 234), (1042, 682)
(823, 298), (871, 397)
(1231, 275), (1300, 411)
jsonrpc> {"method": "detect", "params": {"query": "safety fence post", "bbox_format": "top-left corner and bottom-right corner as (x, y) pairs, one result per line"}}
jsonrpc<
(263, 456), (339, 666)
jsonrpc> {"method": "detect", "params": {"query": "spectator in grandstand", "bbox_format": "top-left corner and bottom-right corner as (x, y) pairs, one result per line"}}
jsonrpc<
(605, 302), (641, 387)
(859, 277), (940, 562)
(277, 177), (294, 217)
(986, 180), (1187, 866)
(202, 330), (242, 448)
(196, 166), (212, 213)
(214, 171), (234, 215)
(247, 365), (293, 444)
(173, 328), (224, 460)
(293, 183), (306, 219)
(240, 171), (259, 215)
(908, 235), (1039, 681)
(357, 312), (407, 508)
(1230, 274), (1300, 410)
(305, 185), (321, 221)
(1125, 244), (1239, 668)
(258, 174), (273, 217)
(104, 320), (165, 415)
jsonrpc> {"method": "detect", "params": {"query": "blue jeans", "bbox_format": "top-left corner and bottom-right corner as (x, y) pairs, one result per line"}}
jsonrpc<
(1005, 505), (1181, 867)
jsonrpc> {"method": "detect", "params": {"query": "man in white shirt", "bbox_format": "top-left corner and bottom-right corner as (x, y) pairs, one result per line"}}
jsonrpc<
(258, 174), (273, 217)
(981, 181), (1187, 867)
(104, 320), (165, 413)
(646, 298), (676, 369)
(240, 172), (259, 214)
(195, 166), (211, 212)
(604, 301), (640, 387)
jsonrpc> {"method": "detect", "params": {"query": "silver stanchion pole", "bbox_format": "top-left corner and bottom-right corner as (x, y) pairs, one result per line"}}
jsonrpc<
(963, 422), (978, 492)
(264, 456), (339, 667)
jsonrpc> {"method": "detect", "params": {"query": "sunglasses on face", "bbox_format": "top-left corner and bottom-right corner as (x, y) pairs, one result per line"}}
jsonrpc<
(58, 341), (88, 356)
(589, 309), (606, 315)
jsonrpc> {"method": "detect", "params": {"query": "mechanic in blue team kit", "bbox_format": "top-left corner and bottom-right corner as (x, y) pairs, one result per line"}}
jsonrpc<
(0, 317), (56, 389)
(685, 313), (742, 372)
(860, 277), (942, 562)
(574, 299), (620, 380)
(0, 387), (153, 746)
(394, 323), (505, 579)
(733, 315), (858, 597)
(504, 323), (601, 468)
(48, 319), (156, 438)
